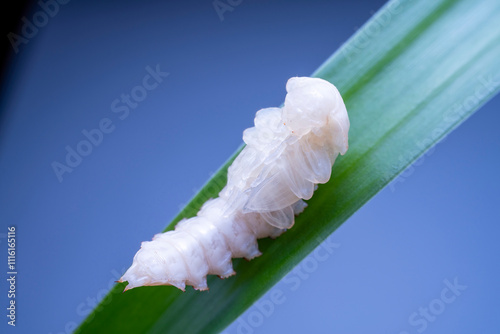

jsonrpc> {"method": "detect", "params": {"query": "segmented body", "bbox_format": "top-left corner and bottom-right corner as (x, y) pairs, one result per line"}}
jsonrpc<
(120, 77), (349, 291)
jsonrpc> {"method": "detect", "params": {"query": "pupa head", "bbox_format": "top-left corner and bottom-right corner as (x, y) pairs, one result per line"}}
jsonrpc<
(282, 77), (349, 153)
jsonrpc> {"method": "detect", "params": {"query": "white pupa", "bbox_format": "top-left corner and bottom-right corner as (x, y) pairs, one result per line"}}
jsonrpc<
(119, 77), (350, 291)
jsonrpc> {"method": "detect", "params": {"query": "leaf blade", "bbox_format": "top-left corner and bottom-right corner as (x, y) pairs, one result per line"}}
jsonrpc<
(76, 0), (500, 333)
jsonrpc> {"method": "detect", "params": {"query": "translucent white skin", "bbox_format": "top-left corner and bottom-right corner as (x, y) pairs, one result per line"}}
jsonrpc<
(120, 77), (350, 291)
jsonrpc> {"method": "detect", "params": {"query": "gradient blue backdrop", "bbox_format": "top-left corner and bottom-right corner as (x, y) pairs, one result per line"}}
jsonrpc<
(1, 0), (499, 333)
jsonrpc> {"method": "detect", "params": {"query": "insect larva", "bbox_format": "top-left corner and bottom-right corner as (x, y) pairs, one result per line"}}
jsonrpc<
(119, 76), (350, 291)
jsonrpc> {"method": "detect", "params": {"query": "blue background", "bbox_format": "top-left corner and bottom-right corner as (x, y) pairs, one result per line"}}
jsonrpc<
(1, 0), (499, 333)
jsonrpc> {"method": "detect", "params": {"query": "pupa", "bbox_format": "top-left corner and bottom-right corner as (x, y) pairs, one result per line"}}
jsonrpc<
(119, 77), (350, 291)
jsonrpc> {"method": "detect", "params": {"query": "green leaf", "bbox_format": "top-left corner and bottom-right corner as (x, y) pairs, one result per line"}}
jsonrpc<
(76, 0), (500, 333)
